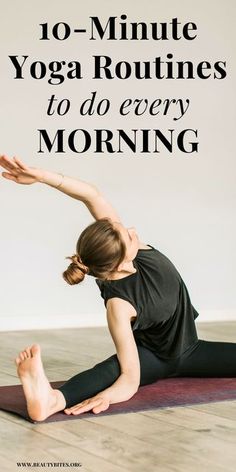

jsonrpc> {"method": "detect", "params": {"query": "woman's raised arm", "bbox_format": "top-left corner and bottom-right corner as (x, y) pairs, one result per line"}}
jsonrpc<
(0, 154), (122, 222)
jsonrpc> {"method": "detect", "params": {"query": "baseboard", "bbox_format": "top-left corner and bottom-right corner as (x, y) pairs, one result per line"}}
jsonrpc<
(197, 310), (236, 323)
(0, 314), (106, 332)
(0, 310), (236, 332)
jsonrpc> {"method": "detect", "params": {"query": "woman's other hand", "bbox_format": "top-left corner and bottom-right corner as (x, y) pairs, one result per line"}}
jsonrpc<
(0, 154), (44, 185)
(64, 394), (110, 416)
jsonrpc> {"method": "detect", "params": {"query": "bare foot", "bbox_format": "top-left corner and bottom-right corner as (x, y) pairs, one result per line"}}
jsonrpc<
(15, 344), (66, 421)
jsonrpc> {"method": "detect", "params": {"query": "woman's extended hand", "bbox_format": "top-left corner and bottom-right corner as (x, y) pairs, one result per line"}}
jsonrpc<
(64, 394), (110, 416)
(0, 154), (44, 185)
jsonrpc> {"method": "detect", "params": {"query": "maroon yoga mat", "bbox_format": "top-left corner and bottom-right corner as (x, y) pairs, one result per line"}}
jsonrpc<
(1, 378), (236, 424)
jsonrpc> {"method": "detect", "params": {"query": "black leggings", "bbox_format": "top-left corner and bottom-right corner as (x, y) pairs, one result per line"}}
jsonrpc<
(58, 339), (236, 408)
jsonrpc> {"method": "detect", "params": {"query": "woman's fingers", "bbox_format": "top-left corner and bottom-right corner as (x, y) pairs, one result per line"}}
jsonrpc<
(92, 401), (110, 414)
(71, 399), (101, 414)
(0, 159), (15, 172)
(0, 155), (28, 175)
(0, 155), (19, 171)
(0, 156), (22, 177)
(1, 172), (18, 182)
(1, 155), (40, 185)
(13, 156), (28, 171)
(64, 398), (104, 415)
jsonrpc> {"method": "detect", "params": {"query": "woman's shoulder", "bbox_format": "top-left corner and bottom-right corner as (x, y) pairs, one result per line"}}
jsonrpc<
(138, 242), (152, 250)
(137, 243), (156, 253)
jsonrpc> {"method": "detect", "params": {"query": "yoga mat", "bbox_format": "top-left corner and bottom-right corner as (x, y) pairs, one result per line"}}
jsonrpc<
(0, 378), (236, 424)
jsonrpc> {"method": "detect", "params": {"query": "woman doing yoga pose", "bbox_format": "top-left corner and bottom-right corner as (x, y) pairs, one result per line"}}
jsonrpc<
(0, 154), (236, 422)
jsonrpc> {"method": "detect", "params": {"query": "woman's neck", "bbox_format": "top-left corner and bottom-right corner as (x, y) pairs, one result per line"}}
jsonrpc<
(108, 261), (137, 280)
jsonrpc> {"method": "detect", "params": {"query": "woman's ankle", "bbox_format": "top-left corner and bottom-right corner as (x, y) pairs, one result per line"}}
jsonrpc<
(49, 389), (67, 414)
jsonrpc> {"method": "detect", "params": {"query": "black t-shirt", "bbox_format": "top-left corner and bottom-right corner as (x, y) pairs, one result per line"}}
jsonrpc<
(95, 245), (199, 360)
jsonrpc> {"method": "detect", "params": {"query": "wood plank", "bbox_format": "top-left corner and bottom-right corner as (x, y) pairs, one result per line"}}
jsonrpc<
(1, 323), (236, 472)
(0, 415), (126, 472)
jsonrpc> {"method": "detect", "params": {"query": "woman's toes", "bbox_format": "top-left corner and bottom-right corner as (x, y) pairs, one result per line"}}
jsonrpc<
(23, 349), (30, 358)
(25, 347), (31, 358)
(15, 357), (21, 366)
(15, 345), (40, 366)
(31, 344), (41, 357)
(19, 352), (25, 361)
(19, 350), (29, 361)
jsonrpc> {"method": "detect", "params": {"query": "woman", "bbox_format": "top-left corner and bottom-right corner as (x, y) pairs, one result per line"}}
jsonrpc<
(1, 154), (236, 422)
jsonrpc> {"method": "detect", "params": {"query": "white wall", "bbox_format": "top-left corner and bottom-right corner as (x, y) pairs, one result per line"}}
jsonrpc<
(0, 0), (235, 330)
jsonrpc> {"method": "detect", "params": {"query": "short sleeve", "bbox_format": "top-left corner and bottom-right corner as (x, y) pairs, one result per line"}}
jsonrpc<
(95, 279), (139, 314)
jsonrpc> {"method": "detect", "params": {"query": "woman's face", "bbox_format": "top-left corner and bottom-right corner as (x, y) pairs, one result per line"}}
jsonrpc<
(112, 221), (140, 262)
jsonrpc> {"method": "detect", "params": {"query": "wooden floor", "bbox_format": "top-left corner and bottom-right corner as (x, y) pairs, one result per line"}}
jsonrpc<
(1, 322), (236, 472)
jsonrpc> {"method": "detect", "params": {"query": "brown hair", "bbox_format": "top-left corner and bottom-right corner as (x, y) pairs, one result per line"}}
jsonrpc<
(62, 218), (127, 285)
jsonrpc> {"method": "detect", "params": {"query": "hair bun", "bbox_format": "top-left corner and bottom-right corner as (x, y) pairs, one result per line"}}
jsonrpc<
(63, 254), (88, 285)
(71, 254), (88, 272)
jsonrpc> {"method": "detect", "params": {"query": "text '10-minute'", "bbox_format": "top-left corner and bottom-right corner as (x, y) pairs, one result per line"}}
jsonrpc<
(39, 16), (197, 42)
